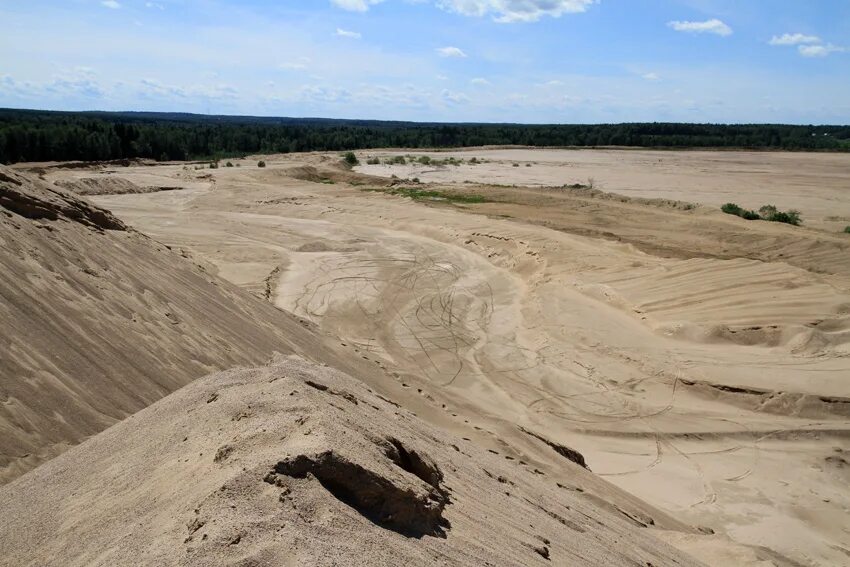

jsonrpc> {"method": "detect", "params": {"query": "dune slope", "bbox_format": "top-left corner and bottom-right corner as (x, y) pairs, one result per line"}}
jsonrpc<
(0, 356), (703, 567)
(0, 165), (356, 482)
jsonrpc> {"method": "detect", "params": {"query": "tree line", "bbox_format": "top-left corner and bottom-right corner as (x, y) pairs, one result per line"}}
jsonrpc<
(1, 108), (848, 164)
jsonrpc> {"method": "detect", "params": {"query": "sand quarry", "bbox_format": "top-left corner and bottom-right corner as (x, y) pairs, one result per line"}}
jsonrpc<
(2, 148), (849, 566)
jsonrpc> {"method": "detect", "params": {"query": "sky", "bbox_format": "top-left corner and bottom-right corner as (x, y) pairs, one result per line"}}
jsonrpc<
(0, 0), (848, 123)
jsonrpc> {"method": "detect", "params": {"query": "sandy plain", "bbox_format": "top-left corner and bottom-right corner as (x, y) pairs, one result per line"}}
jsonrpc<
(41, 148), (850, 566)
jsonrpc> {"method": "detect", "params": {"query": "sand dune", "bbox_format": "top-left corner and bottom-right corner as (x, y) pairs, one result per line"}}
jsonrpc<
(0, 356), (705, 567)
(0, 165), (376, 483)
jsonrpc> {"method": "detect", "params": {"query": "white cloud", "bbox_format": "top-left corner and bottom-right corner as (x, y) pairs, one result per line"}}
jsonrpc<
(336, 28), (362, 39)
(101, 0), (121, 8)
(441, 89), (469, 104)
(769, 33), (820, 46)
(798, 43), (845, 57)
(667, 19), (732, 37)
(330, 0), (384, 11)
(437, 46), (467, 58)
(470, 77), (490, 86)
(436, 0), (596, 23)
(145, 2), (165, 9)
(642, 72), (660, 81)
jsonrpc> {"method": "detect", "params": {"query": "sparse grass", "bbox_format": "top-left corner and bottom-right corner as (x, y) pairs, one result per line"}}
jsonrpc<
(721, 202), (801, 225)
(320, 178), (335, 184)
(363, 186), (488, 204)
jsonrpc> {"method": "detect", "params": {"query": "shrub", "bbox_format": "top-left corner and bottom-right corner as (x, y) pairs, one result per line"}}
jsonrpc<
(721, 203), (756, 219)
(258, 160), (266, 168)
(417, 156), (431, 165)
(209, 161), (219, 169)
(366, 157), (380, 165)
(225, 161), (234, 167)
(512, 163), (520, 167)
(343, 151), (359, 166)
(411, 177), (420, 183)
(767, 210), (801, 225)
(525, 163), (532, 167)
(391, 155), (407, 165)
(722, 202), (800, 225)
(844, 226), (850, 233)
(759, 204), (777, 218)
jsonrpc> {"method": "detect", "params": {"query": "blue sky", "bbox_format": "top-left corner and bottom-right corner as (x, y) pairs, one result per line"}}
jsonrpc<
(1, 0), (848, 123)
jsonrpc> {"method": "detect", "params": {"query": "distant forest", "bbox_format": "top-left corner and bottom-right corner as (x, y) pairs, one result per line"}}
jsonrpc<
(1, 108), (849, 164)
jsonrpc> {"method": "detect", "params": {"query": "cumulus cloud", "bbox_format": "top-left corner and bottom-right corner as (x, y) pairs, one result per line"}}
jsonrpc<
(436, 0), (596, 23)
(330, 0), (385, 11)
(667, 19), (732, 37)
(767, 32), (844, 57)
(101, 0), (121, 8)
(769, 33), (820, 46)
(437, 46), (467, 58)
(798, 43), (845, 57)
(336, 28), (362, 39)
(470, 77), (490, 86)
(441, 89), (469, 104)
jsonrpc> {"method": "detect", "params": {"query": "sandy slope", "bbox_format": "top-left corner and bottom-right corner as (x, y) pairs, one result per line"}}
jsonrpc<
(0, 165), (381, 483)
(0, 356), (705, 567)
(44, 151), (850, 565)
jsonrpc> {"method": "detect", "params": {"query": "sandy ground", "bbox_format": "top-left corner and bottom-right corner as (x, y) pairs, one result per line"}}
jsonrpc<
(356, 148), (850, 232)
(0, 356), (705, 567)
(40, 149), (850, 566)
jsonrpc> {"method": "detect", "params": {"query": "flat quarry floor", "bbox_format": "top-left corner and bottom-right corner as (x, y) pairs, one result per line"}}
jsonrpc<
(49, 148), (850, 566)
(357, 148), (850, 232)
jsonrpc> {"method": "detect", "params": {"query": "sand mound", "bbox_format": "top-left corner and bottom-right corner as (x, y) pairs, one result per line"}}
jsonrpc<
(0, 356), (701, 567)
(0, 165), (365, 483)
(283, 163), (390, 186)
(54, 176), (178, 195)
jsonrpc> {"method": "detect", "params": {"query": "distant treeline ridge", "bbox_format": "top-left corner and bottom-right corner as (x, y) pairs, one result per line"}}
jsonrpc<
(1, 108), (848, 164)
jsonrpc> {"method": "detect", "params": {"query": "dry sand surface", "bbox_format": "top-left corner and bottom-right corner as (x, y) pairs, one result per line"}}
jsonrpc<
(0, 356), (703, 567)
(357, 148), (850, 232)
(0, 165), (395, 483)
(3, 148), (849, 566)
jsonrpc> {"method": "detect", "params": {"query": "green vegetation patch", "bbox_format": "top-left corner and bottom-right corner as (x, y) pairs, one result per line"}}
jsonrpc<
(721, 202), (801, 225)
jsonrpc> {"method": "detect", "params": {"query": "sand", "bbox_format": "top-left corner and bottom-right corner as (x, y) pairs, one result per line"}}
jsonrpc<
(0, 165), (391, 483)
(4, 148), (849, 565)
(356, 148), (850, 232)
(0, 356), (705, 567)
